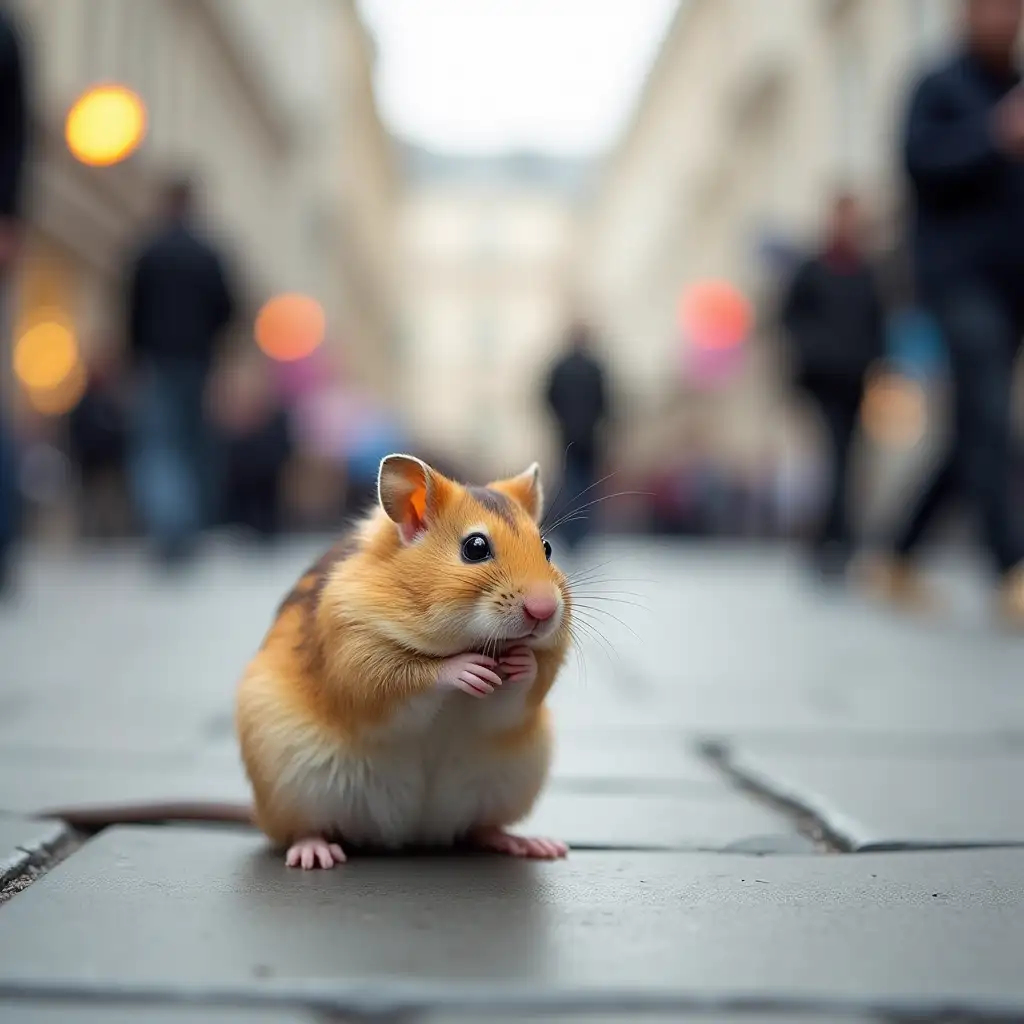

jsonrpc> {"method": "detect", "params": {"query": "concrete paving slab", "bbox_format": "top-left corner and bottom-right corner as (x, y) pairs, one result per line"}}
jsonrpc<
(1, 827), (1023, 1015)
(521, 790), (807, 852)
(0, 1004), (867, 1023)
(548, 732), (723, 789)
(0, 756), (251, 818)
(0, 816), (73, 886)
(725, 746), (1024, 851)
(0, 754), (803, 854)
(0, 1006), (309, 1023)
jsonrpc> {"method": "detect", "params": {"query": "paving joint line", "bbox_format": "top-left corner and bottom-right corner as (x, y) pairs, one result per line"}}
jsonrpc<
(697, 739), (848, 853)
(1, 979), (1023, 1022)
(0, 828), (84, 907)
(699, 739), (1024, 857)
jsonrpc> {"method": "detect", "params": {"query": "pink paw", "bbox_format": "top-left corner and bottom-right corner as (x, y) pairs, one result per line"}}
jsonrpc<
(437, 652), (503, 698)
(498, 644), (537, 685)
(471, 826), (568, 860)
(285, 837), (346, 870)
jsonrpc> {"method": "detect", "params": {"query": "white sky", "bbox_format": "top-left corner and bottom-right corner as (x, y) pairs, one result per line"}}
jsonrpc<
(357, 0), (680, 157)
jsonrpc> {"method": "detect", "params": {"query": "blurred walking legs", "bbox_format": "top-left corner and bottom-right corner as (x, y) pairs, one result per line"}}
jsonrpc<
(892, 289), (1023, 575)
(130, 359), (215, 565)
(810, 389), (861, 577)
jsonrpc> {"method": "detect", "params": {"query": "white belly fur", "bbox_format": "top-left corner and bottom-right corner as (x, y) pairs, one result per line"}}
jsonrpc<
(272, 684), (550, 848)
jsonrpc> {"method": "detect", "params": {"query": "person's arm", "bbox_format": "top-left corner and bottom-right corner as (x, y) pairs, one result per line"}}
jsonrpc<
(125, 254), (143, 359)
(864, 268), (889, 366)
(904, 70), (1004, 192)
(0, 12), (28, 275)
(779, 259), (815, 340)
(544, 363), (560, 418)
(210, 250), (236, 334)
(593, 362), (608, 425)
(0, 13), (27, 222)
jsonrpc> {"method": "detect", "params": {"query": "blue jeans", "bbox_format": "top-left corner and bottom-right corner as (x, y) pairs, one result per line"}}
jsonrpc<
(130, 361), (216, 555)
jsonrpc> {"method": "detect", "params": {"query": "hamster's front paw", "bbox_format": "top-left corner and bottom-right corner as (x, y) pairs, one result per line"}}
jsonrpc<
(437, 652), (503, 698)
(498, 645), (537, 686)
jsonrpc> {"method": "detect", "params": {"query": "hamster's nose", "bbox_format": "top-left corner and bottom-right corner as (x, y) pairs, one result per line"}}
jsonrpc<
(523, 590), (557, 623)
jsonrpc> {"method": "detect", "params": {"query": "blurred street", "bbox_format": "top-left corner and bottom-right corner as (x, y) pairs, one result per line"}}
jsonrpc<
(1, 540), (1023, 1018)
(3, 0), (1024, 1019)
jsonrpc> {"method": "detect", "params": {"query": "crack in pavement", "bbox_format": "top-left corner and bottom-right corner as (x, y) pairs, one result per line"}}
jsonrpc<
(698, 738), (848, 853)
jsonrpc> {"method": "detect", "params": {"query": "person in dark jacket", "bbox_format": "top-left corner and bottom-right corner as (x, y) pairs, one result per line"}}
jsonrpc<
(67, 351), (129, 540)
(126, 176), (236, 566)
(0, 8), (28, 595)
(867, 0), (1024, 627)
(544, 322), (609, 552)
(780, 192), (886, 579)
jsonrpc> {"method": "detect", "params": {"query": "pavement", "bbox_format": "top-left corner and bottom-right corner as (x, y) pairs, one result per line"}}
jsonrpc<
(0, 535), (1022, 1022)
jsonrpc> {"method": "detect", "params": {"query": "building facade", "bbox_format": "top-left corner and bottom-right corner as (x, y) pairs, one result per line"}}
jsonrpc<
(398, 151), (583, 479)
(578, 0), (962, 510)
(5, 0), (399, 415)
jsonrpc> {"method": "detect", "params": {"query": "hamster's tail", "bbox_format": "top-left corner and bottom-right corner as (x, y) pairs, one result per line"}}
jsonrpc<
(38, 801), (255, 830)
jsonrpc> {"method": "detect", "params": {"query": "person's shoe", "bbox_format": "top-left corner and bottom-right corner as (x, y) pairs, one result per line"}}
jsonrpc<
(996, 564), (1024, 632)
(857, 555), (945, 614)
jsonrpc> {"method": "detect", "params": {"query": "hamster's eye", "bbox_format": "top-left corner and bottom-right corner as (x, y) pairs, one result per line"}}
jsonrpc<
(461, 533), (492, 563)
(542, 539), (552, 561)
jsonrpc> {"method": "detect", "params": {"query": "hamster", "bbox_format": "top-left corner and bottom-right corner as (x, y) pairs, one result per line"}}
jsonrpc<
(234, 453), (572, 869)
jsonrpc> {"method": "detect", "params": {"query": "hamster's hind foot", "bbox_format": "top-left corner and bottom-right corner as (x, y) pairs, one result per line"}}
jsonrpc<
(285, 837), (347, 869)
(470, 826), (568, 860)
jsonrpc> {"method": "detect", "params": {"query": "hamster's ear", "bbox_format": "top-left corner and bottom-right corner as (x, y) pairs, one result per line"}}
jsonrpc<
(490, 462), (544, 523)
(378, 454), (450, 544)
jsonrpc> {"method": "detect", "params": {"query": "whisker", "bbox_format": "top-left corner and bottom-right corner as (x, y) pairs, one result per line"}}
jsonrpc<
(568, 611), (622, 667)
(565, 624), (589, 689)
(572, 605), (645, 646)
(540, 467), (619, 534)
(540, 443), (576, 536)
(545, 490), (654, 534)
(572, 596), (651, 613)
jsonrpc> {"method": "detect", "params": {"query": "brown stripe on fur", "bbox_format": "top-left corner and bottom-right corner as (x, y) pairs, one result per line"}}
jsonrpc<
(467, 486), (517, 527)
(275, 532), (361, 617)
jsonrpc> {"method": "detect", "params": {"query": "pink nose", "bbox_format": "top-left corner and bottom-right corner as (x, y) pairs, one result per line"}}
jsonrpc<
(523, 592), (557, 623)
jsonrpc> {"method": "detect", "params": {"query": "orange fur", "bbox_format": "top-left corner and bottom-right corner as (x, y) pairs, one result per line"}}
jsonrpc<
(235, 456), (571, 853)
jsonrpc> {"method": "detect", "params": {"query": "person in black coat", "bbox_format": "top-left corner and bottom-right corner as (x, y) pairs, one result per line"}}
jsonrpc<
(0, 7), (28, 594)
(869, 0), (1024, 626)
(125, 176), (236, 566)
(780, 192), (886, 579)
(544, 322), (609, 551)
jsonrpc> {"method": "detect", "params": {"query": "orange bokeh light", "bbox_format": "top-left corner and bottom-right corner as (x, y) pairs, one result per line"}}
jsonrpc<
(14, 319), (79, 391)
(65, 84), (147, 167)
(255, 294), (326, 362)
(679, 280), (752, 350)
(26, 358), (88, 417)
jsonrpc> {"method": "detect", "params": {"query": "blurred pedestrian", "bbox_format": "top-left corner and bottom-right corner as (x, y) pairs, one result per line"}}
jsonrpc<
(779, 192), (886, 581)
(125, 176), (236, 567)
(543, 321), (609, 552)
(67, 350), (129, 540)
(868, 0), (1024, 627)
(215, 354), (292, 542)
(0, 7), (28, 595)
